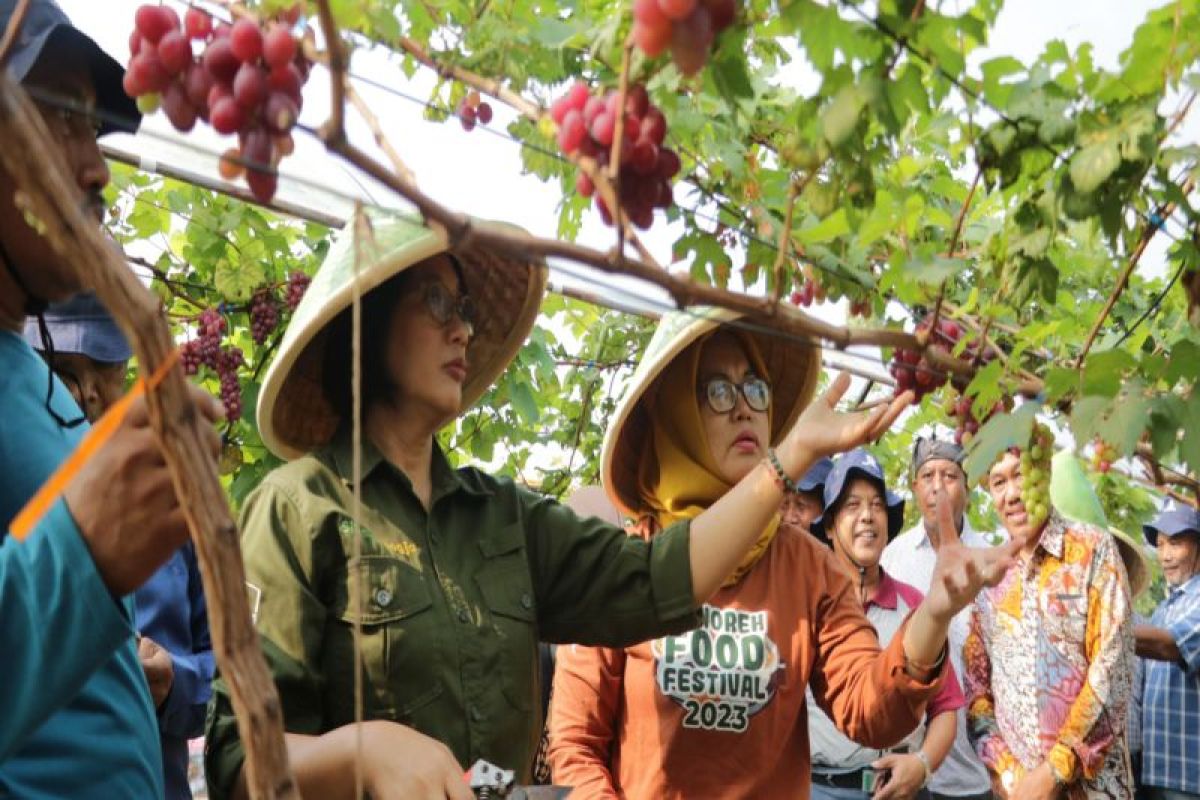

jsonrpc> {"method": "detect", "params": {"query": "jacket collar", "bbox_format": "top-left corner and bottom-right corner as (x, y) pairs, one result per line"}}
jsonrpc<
(328, 427), (492, 500)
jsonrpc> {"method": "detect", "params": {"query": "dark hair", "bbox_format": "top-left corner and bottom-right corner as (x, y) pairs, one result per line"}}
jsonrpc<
(320, 271), (412, 418)
(319, 255), (471, 419)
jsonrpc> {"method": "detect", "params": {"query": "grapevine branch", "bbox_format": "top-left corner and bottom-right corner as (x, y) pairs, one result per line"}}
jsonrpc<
(347, 83), (416, 184)
(0, 74), (296, 799)
(308, 0), (1042, 399)
(771, 180), (800, 303)
(1075, 175), (1196, 368)
(610, 38), (633, 256)
(926, 167), (982, 335)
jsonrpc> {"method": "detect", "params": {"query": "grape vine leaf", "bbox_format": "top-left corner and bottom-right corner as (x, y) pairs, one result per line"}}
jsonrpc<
(964, 402), (1040, 484)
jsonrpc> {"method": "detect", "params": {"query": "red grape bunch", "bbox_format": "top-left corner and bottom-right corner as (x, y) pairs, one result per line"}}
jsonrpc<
(550, 82), (679, 230)
(944, 390), (1010, 447)
(181, 306), (227, 375)
(888, 317), (962, 401)
(249, 289), (280, 344)
(789, 279), (815, 307)
(632, 0), (737, 76)
(285, 270), (311, 311)
(458, 90), (494, 132)
(178, 307), (241, 421)
(216, 346), (246, 421)
(123, 3), (310, 204)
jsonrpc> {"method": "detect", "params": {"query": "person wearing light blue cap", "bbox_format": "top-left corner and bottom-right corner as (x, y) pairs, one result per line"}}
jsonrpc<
(25, 292), (215, 800)
(22, 291), (131, 421)
(1135, 498), (1200, 800)
(781, 456), (833, 533)
(809, 449), (964, 800)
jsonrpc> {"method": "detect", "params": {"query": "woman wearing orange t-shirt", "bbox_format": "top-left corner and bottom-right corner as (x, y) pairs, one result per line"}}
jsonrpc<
(548, 310), (1019, 799)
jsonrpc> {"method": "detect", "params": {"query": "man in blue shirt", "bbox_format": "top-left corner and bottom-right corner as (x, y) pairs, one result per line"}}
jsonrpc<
(1137, 500), (1200, 800)
(0, 1), (222, 796)
(25, 293), (216, 800)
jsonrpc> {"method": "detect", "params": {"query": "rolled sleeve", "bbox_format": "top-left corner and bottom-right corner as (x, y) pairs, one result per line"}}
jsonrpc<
(927, 659), (966, 719)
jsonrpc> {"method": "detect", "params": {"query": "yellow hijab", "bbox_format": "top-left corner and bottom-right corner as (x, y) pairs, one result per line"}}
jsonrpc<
(636, 329), (779, 588)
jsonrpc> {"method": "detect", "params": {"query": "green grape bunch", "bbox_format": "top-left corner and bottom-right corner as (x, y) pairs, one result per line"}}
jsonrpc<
(1019, 422), (1055, 530)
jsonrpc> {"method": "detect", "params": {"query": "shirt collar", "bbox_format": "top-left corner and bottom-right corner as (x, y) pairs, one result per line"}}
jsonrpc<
(329, 427), (387, 484)
(1168, 572), (1200, 598)
(327, 427), (491, 500)
(866, 570), (899, 610)
(1033, 510), (1067, 560)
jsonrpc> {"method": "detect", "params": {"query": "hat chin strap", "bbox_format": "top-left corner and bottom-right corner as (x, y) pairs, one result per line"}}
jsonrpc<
(0, 238), (48, 315)
(833, 527), (874, 603)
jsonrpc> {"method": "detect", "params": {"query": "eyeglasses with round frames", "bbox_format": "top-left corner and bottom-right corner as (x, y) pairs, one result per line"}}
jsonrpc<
(699, 376), (771, 414)
(419, 281), (475, 337)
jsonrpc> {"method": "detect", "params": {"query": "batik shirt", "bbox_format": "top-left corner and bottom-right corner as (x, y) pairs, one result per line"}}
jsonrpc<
(964, 511), (1134, 799)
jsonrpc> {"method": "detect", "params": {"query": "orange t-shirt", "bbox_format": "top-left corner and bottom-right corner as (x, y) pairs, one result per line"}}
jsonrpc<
(548, 521), (945, 799)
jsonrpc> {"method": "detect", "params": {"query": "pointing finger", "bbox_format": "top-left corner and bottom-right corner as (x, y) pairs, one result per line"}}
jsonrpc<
(821, 371), (853, 409)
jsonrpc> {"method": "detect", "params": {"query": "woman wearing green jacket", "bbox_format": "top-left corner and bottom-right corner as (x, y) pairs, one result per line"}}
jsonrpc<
(204, 213), (911, 800)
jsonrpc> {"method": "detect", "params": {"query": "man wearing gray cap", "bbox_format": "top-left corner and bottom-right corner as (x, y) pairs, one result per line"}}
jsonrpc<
(881, 437), (998, 800)
(0, 1), (221, 797)
(1135, 499), (1200, 800)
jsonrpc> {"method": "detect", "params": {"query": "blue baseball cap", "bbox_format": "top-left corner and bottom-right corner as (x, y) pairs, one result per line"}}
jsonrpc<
(23, 291), (132, 363)
(1, 0), (140, 136)
(796, 457), (833, 495)
(1143, 498), (1200, 547)
(810, 448), (905, 541)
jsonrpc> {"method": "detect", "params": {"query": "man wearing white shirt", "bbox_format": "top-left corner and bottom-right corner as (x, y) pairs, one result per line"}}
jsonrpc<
(881, 438), (999, 800)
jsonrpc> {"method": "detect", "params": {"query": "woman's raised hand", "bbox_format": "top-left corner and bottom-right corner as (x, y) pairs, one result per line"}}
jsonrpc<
(780, 372), (912, 466)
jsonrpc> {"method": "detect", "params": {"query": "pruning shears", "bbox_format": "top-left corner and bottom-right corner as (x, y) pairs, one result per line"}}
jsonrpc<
(465, 759), (571, 800)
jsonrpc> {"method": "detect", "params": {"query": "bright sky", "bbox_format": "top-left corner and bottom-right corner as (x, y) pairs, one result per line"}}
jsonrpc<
(58, 0), (1195, 397)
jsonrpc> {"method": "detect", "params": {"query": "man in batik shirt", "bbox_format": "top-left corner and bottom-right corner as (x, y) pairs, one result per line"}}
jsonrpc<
(965, 447), (1134, 799)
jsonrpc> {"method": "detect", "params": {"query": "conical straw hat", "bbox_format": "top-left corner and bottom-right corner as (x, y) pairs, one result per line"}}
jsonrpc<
(258, 211), (547, 460)
(1049, 451), (1149, 598)
(600, 307), (821, 518)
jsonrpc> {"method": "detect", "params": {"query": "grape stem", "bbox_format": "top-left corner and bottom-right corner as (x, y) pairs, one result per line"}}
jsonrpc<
(347, 83), (415, 185)
(770, 166), (823, 304)
(925, 167), (981, 345)
(609, 37), (633, 260)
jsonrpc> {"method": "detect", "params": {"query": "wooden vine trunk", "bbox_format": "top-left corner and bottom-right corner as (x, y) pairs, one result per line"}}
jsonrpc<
(0, 75), (297, 799)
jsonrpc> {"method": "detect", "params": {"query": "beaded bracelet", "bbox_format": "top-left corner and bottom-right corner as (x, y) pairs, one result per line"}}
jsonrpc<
(765, 448), (797, 494)
(914, 750), (932, 788)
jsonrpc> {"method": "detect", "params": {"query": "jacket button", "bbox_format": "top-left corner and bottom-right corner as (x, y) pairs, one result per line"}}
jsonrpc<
(458, 608), (470, 623)
(520, 592), (533, 609)
(470, 705), (484, 722)
(374, 589), (392, 607)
